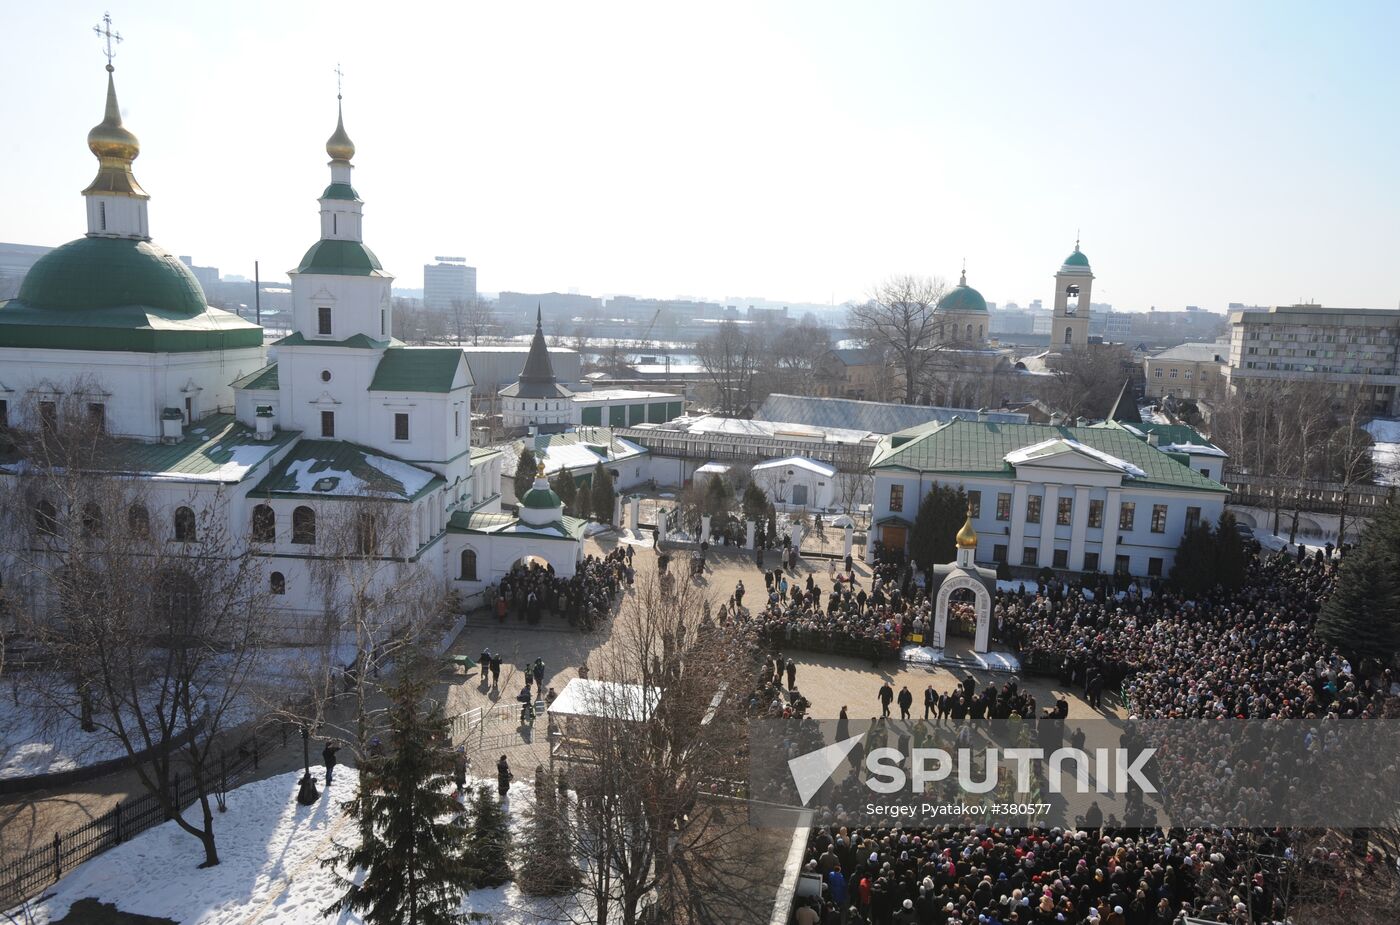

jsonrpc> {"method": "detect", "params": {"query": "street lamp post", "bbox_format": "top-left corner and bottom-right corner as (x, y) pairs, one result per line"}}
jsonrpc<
(296, 724), (320, 805)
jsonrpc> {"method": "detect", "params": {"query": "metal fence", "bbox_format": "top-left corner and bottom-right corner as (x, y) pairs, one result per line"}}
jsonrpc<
(0, 720), (294, 911)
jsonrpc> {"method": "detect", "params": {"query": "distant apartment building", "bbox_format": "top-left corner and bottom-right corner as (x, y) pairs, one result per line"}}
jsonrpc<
(178, 256), (220, 295)
(423, 257), (477, 311)
(814, 347), (902, 401)
(1225, 304), (1400, 414)
(0, 242), (53, 298)
(496, 291), (603, 323)
(1144, 342), (1228, 402)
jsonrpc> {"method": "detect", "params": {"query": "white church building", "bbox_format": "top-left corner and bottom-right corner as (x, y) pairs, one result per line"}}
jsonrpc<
(0, 62), (584, 624)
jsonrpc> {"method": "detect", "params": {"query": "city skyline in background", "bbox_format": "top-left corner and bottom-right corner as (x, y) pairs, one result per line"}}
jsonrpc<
(2, 2), (1398, 312)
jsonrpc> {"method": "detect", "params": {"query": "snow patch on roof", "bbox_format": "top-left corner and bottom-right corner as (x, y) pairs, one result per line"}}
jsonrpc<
(1160, 442), (1228, 458)
(1006, 438), (1148, 479)
(751, 455), (838, 477)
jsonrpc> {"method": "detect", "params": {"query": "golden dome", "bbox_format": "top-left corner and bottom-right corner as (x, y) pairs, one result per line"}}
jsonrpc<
(326, 99), (355, 162)
(84, 65), (146, 199)
(88, 66), (139, 161)
(955, 507), (978, 549)
(536, 458), (547, 478)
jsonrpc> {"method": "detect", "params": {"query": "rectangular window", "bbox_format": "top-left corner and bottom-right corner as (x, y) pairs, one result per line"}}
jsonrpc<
(39, 400), (57, 432)
(1084, 551), (1100, 572)
(1147, 557), (1164, 577)
(1057, 497), (1073, 526)
(394, 413), (409, 441)
(1025, 495), (1042, 524)
(380, 309), (386, 336)
(1119, 501), (1136, 530)
(1052, 548), (1068, 569)
(967, 490), (981, 518)
(888, 484), (904, 512)
(454, 410), (461, 438)
(1151, 504), (1168, 533)
(0, 399), (7, 427)
(1153, 368), (1162, 377)
(1021, 546), (1038, 567)
(317, 306), (333, 335)
(1115, 554), (1130, 575)
(321, 410), (335, 438)
(87, 402), (105, 429)
(1088, 499), (1104, 528)
(1185, 506), (1201, 530)
(1200, 467), (1210, 477)
(1169, 369), (1178, 378)
(995, 492), (1012, 521)
(993, 544), (1007, 563)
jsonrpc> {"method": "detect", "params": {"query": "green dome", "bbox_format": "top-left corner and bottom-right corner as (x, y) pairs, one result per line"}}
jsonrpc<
(17, 237), (207, 317)
(936, 282), (988, 314)
(521, 485), (563, 509)
(1062, 249), (1090, 268)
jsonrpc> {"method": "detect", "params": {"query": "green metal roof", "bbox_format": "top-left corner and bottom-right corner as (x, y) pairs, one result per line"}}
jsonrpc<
(251, 439), (443, 502)
(231, 363), (279, 390)
(0, 413), (299, 481)
(294, 239), (386, 277)
(469, 446), (503, 462)
(870, 419), (1225, 493)
(447, 509), (587, 541)
(0, 299), (263, 353)
(936, 283), (988, 314)
(1062, 249), (1090, 268)
(17, 237), (207, 317)
(273, 331), (397, 349)
(369, 347), (468, 393)
(320, 182), (361, 201)
(521, 486), (563, 509)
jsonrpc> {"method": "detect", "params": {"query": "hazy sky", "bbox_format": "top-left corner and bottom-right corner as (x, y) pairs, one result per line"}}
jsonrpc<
(3, 1), (1397, 312)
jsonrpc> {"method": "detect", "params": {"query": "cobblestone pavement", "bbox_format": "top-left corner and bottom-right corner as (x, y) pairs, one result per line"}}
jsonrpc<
(2, 532), (1111, 873)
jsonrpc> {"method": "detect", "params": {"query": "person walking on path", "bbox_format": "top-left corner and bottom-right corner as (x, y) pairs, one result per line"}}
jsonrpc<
(923, 685), (937, 720)
(497, 755), (512, 799)
(897, 685), (913, 720)
(878, 682), (894, 718)
(490, 653), (502, 689)
(322, 742), (340, 787)
(785, 657), (797, 691)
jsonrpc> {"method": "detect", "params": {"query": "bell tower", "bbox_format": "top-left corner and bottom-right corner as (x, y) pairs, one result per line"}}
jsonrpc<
(1053, 238), (1093, 351)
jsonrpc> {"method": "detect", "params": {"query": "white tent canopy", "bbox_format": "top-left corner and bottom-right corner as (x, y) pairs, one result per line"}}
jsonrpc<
(546, 678), (660, 722)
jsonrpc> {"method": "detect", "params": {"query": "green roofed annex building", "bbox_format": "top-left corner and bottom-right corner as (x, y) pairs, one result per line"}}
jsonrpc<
(0, 61), (584, 625)
(867, 417), (1228, 579)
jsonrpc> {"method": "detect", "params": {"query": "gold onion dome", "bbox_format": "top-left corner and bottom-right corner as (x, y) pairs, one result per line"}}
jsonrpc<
(955, 508), (978, 549)
(84, 64), (145, 197)
(326, 99), (355, 161)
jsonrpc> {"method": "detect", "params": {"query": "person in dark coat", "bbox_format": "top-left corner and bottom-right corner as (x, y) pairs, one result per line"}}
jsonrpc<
(322, 742), (340, 787)
(785, 657), (797, 691)
(896, 685), (913, 720)
(497, 755), (512, 799)
(877, 682), (894, 718)
(490, 653), (502, 689)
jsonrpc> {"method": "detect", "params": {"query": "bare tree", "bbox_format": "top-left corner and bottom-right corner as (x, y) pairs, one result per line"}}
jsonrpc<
(835, 470), (873, 514)
(1043, 345), (1131, 420)
(763, 317), (832, 397)
(847, 275), (949, 404)
(1, 381), (269, 868)
(695, 320), (762, 416)
(551, 573), (764, 925)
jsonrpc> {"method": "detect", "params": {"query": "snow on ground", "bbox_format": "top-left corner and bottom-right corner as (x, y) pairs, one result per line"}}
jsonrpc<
(19, 768), (587, 925)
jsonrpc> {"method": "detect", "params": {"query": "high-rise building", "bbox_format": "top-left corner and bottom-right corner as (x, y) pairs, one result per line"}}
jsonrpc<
(423, 257), (476, 311)
(178, 255), (220, 295)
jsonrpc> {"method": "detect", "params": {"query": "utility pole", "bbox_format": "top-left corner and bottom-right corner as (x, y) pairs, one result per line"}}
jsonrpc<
(254, 260), (261, 325)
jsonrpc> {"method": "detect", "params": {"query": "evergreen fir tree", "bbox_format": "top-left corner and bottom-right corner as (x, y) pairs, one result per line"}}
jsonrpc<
(1318, 504), (1400, 664)
(741, 482), (768, 521)
(549, 469), (578, 515)
(515, 769), (580, 895)
(1169, 522), (1217, 597)
(1213, 511), (1249, 591)
(323, 671), (471, 925)
(513, 448), (537, 502)
(908, 484), (967, 568)
(590, 462), (616, 525)
(466, 783), (513, 888)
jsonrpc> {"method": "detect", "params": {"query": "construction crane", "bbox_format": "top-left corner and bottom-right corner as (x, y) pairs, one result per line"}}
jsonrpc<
(637, 308), (672, 379)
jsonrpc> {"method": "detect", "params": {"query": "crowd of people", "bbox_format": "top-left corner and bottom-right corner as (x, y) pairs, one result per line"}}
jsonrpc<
(492, 547), (631, 630)
(789, 544), (1398, 924)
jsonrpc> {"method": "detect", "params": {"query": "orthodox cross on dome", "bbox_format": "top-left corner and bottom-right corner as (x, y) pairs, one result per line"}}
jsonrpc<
(334, 62), (344, 99)
(94, 12), (122, 69)
(960, 257), (967, 287)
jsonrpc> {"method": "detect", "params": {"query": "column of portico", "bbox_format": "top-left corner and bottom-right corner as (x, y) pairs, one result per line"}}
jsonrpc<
(1068, 485), (1091, 571)
(1038, 483), (1060, 568)
(1008, 481), (1030, 562)
(1101, 487), (1123, 573)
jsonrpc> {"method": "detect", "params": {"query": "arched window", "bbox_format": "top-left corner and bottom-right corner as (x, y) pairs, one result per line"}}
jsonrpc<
(292, 506), (316, 545)
(1064, 327), (1073, 345)
(174, 506), (197, 542)
(35, 499), (59, 537)
(251, 504), (276, 543)
(965, 323), (973, 340)
(459, 548), (478, 581)
(269, 571), (286, 595)
(128, 504), (150, 536)
(82, 502), (104, 537)
(154, 567), (201, 633)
